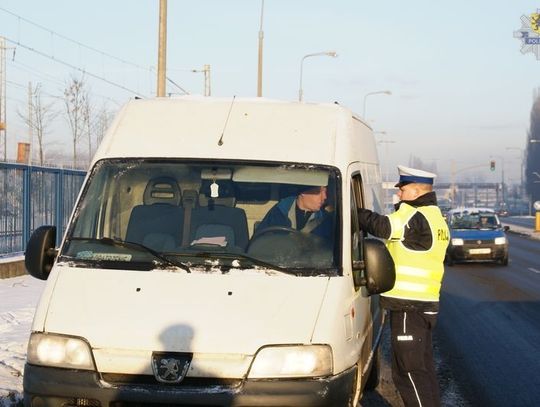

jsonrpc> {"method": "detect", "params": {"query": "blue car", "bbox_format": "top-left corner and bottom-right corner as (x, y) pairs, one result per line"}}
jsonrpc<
(445, 208), (509, 266)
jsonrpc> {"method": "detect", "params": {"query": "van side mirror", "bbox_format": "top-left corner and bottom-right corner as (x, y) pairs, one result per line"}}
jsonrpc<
(25, 226), (57, 280)
(354, 238), (395, 295)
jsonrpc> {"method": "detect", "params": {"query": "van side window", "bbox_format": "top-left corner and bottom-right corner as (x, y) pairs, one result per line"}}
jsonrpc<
(350, 173), (365, 288)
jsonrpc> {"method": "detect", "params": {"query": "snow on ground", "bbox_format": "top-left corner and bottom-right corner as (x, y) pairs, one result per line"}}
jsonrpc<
(0, 275), (45, 406)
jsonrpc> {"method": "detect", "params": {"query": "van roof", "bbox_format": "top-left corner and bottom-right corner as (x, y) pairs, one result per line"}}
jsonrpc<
(93, 96), (377, 169)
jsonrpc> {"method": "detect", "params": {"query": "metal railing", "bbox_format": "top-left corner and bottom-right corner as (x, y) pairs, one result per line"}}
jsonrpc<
(0, 162), (86, 255)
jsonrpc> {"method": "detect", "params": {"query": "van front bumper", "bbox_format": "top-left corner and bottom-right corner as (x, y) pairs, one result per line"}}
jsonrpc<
(23, 363), (356, 407)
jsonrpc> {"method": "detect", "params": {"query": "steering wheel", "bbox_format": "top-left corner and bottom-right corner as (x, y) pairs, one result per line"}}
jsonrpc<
(253, 226), (300, 238)
(247, 226), (300, 251)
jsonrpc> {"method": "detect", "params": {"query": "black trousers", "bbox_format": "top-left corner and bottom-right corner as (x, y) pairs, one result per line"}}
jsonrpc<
(389, 309), (440, 407)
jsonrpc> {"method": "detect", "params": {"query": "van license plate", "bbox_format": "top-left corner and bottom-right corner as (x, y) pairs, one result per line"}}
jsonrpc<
(469, 248), (491, 254)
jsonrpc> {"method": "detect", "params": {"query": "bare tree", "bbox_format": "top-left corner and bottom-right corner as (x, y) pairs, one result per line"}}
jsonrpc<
(63, 76), (89, 168)
(82, 95), (92, 165)
(17, 83), (59, 165)
(82, 101), (114, 165)
(94, 105), (114, 148)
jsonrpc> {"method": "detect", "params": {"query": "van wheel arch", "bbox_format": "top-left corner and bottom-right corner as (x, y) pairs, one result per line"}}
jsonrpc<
(347, 362), (362, 407)
(364, 345), (381, 391)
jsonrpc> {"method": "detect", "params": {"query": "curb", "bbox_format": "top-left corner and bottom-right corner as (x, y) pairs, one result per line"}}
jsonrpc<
(502, 223), (540, 240)
(0, 260), (26, 279)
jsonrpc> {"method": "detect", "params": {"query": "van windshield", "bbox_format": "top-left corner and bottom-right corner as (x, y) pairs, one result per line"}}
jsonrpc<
(61, 159), (340, 274)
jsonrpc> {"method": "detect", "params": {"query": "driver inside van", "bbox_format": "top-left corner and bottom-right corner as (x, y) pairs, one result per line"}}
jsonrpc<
(255, 185), (333, 239)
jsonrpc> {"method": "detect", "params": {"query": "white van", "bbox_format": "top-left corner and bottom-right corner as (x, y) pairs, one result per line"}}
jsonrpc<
(24, 97), (394, 407)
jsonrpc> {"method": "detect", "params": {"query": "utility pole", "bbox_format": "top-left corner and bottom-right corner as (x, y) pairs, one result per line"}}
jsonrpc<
(192, 65), (211, 96)
(203, 65), (211, 96)
(0, 37), (7, 161)
(157, 0), (167, 97)
(27, 82), (33, 165)
(257, 0), (265, 97)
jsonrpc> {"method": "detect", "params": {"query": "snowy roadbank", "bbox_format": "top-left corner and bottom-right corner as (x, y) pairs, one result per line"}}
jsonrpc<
(0, 275), (45, 406)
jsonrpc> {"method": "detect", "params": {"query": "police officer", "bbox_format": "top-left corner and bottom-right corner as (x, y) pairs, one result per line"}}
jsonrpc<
(357, 165), (449, 407)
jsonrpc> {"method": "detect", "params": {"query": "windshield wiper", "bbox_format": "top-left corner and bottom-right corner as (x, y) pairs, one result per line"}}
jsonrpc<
(170, 250), (294, 274)
(66, 237), (192, 272)
(183, 251), (336, 276)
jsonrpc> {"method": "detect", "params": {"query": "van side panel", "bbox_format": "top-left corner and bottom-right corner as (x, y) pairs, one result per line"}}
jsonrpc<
(310, 276), (369, 374)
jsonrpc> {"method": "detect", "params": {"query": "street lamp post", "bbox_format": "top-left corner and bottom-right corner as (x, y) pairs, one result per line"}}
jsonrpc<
(377, 139), (395, 182)
(362, 90), (391, 120)
(257, 0), (264, 97)
(298, 51), (337, 102)
(377, 137), (396, 211)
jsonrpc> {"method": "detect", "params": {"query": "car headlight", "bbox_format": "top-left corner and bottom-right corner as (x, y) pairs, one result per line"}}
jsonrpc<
(248, 345), (332, 378)
(27, 333), (95, 370)
(451, 238), (464, 246)
(494, 236), (507, 245)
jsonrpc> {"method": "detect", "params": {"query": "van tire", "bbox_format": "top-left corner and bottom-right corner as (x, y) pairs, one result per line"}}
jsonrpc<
(364, 346), (380, 391)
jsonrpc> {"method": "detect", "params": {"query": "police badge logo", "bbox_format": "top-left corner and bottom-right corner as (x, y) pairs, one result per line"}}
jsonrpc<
(514, 10), (540, 59)
(531, 13), (540, 34)
(151, 352), (193, 383)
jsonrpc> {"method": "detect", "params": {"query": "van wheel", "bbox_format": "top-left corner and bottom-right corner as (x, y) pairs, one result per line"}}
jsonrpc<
(364, 346), (381, 391)
(500, 256), (509, 266)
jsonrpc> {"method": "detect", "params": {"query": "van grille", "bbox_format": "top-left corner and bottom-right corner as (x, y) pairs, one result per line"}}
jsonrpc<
(101, 373), (242, 389)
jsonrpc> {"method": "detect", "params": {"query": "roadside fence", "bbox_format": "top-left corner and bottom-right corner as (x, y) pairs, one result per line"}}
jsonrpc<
(0, 162), (86, 256)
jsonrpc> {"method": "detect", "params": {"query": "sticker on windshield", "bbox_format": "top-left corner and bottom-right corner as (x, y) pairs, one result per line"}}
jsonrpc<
(76, 251), (132, 261)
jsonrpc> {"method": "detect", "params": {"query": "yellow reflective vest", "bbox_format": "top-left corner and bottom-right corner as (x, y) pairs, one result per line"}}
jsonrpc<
(383, 203), (449, 302)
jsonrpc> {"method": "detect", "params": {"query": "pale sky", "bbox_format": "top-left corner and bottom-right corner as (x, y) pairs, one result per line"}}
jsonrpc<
(2, 0), (540, 184)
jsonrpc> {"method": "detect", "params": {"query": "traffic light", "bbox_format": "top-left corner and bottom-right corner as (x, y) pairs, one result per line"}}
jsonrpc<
(490, 160), (495, 171)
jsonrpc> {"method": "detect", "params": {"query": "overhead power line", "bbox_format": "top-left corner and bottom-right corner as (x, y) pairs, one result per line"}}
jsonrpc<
(4, 36), (146, 97)
(10, 59), (66, 88)
(0, 6), (154, 74)
(1, 6), (190, 96)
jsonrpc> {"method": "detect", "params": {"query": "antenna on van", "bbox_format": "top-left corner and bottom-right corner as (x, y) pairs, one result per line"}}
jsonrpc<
(218, 95), (236, 146)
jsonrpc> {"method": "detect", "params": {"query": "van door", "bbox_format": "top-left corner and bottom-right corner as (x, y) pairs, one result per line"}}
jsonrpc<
(349, 168), (383, 381)
(348, 170), (372, 361)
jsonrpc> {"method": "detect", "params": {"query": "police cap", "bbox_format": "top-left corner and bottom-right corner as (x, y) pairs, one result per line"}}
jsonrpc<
(394, 165), (437, 188)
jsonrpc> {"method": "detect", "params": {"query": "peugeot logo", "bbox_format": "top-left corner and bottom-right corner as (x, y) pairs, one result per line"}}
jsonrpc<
(152, 352), (193, 383)
(477, 240), (482, 245)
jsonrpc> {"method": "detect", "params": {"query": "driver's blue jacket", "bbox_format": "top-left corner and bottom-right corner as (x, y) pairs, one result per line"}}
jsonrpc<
(256, 196), (333, 239)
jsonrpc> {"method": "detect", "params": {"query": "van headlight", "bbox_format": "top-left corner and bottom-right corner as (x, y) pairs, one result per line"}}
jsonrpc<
(494, 236), (507, 245)
(27, 333), (95, 370)
(451, 238), (464, 246)
(248, 345), (332, 378)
